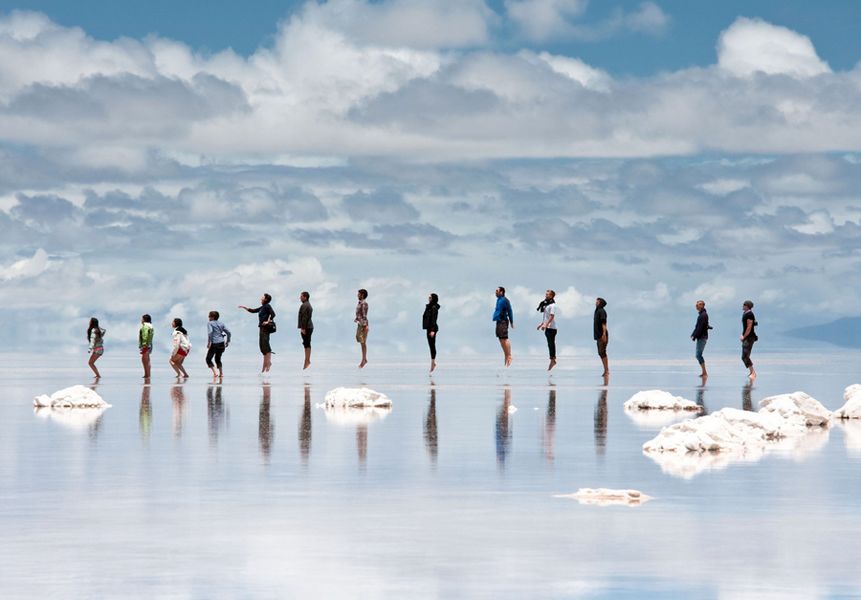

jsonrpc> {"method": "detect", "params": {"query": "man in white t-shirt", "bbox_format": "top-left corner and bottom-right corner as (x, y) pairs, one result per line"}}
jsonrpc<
(537, 289), (558, 371)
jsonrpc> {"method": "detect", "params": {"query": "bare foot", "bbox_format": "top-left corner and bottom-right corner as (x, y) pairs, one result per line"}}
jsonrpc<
(303, 361), (311, 370)
(430, 360), (436, 373)
(359, 359), (367, 369)
(749, 371), (757, 381)
(601, 371), (609, 378)
(505, 356), (512, 367)
(548, 359), (556, 371)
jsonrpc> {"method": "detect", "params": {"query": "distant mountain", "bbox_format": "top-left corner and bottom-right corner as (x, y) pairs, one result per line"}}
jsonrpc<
(786, 317), (861, 348)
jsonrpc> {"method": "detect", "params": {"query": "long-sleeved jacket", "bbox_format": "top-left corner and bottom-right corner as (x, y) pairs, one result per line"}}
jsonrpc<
(298, 301), (314, 330)
(691, 309), (710, 340)
(139, 323), (154, 348)
(207, 320), (231, 345)
(89, 327), (106, 350)
(492, 296), (513, 325)
(422, 303), (439, 331)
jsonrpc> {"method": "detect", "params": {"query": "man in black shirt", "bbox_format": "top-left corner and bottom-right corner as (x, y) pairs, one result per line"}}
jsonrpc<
(594, 297), (609, 378)
(691, 300), (710, 378)
(298, 291), (313, 370)
(740, 300), (758, 380)
(239, 293), (276, 373)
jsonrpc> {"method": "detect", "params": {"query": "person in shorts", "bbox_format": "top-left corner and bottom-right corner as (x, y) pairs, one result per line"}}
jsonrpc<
(594, 298), (608, 378)
(87, 317), (106, 378)
(239, 293), (276, 373)
(139, 314), (154, 380)
(298, 291), (313, 370)
(493, 286), (514, 367)
(169, 317), (191, 379)
(355, 289), (369, 368)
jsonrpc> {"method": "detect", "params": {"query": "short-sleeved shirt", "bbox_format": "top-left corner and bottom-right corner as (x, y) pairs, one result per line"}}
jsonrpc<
(742, 311), (758, 341)
(593, 307), (607, 340)
(542, 303), (557, 330)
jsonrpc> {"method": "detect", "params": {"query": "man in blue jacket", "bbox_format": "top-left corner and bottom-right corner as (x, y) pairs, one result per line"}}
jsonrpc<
(691, 299), (710, 378)
(493, 286), (514, 367)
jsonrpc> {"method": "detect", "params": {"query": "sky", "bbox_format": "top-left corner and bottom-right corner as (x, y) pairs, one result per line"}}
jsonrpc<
(0, 0), (859, 359)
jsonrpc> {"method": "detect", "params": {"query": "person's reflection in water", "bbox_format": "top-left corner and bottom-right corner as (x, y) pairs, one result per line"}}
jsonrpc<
(207, 384), (226, 447)
(696, 381), (709, 416)
(424, 385), (438, 465)
(259, 384), (274, 463)
(87, 382), (104, 441)
(299, 384), (311, 465)
(171, 384), (186, 438)
(139, 385), (152, 441)
(742, 383), (754, 412)
(543, 385), (556, 464)
(496, 385), (513, 469)
(356, 424), (368, 469)
(594, 389), (608, 456)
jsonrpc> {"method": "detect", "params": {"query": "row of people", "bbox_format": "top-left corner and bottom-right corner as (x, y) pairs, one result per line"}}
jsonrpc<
(84, 288), (760, 381)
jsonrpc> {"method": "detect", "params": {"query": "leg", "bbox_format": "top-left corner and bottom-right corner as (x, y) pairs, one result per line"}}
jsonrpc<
(142, 349), (151, 379)
(214, 345), (224, 377)
(503, 339), (512, 367)
(696, 338), (708, 377)
(546, 329), (557, 371)
(260, 329), (272, 372)
(178, 355), (189, 378)
(359, 342), (368, 368)
(427, 331), (437, 372)
(206, 345), (218, 377)
(169, 355), (181, 376)
(742, 340), (756, 380)
(303, 331), (312, 370)
(88, 352), (102, 378)
(598, 340), (609, 377)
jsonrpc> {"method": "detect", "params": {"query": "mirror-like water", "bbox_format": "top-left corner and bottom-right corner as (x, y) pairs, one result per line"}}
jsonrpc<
(2, 351), (860, 599)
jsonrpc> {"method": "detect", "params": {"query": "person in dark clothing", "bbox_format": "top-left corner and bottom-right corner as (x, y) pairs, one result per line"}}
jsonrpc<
(691, 299), (710, 378)
(740, 300), (758, 380)
(422, 293), (440, 373)
(298, 291), (313, 370)
(594, 297), (609, 378)
(493, 287), (514, 367)
(239, 293), (276, 373)
(536, 289), (557, 371)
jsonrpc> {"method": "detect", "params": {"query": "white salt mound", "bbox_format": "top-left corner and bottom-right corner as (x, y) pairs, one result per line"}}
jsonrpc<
(323, 387), (392, 408)
(34, 406), (107, 430)
(624, 390), (701, 412)
(758, 391), (831, 426)
(507, 405), (518, 414)
(834, 384), (861, 419)
(33, 385), (111, 408)
(555, 488), (652, 507)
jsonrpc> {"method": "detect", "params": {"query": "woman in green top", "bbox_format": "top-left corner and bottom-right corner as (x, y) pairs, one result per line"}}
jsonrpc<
(87, 317), (105, 378)
(139, 314), (154, 380)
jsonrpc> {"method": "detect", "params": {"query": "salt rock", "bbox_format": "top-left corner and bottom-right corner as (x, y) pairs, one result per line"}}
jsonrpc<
(833, 384), (861, 419)
(758, 391), (831, 426)
(34, 406), (107, 430)
(624, 390), (701, 412)
(33, 385), (111, 408)
(555, 488), (652, 507)
(323, 387), (391, 408)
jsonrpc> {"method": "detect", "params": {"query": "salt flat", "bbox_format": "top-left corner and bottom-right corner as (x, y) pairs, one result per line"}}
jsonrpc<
(1, 350), (860, 599)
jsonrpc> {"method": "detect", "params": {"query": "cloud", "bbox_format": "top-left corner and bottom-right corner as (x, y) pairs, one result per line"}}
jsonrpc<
(717, 17), (831, 78)
(505, 0), (669, 43)
(343, 189), (420, 223)
(0, 248), (49, 280)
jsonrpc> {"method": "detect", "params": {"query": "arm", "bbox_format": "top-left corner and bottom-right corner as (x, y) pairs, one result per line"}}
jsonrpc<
(692, 314), (705, 339)
(507, 300), (514, 328)
(89, 330), (95, 350)
(223, 325), (231, 345)
(741, 318), (753, 341)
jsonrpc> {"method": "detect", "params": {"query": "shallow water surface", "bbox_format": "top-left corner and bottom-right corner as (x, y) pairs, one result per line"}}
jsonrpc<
(2, 352), (860, 599)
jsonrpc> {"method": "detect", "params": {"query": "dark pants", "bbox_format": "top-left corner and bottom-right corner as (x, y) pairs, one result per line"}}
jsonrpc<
(206, 342), (225, 369)
(259, 328), (272, 355)
(545, 329), (557, 359)
(426, 330), (437, 359)
(742, 339), (755, 368)
(301, 329), (313, 349)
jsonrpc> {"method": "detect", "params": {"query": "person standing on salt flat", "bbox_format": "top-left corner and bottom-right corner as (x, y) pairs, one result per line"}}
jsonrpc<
(87, 317), (105, 378)
(422, 293), (440, 373)
(740, 300), (758, 381)
(138, 314), (154, 380)
(298, 291), (313, 370)
(691, 299), (710, 379)
(205, 310), (231, 380)
(493, 286), (514, 367)
(239, 293), (276, 373)
(536, 289), (557, 371)
(355, 288), (369, 368)
(169, 317), (191, 379)
(594, 297), (609, 379)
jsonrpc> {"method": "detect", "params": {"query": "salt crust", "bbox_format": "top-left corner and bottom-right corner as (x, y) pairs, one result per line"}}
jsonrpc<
(624, 390), (702, 412)
(833, 384), (861, 419)
(554, 488), (652, 507)
(643, 391), (831, 478)
(33, 385), (111, 408)
(319, 387), (392, 426)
